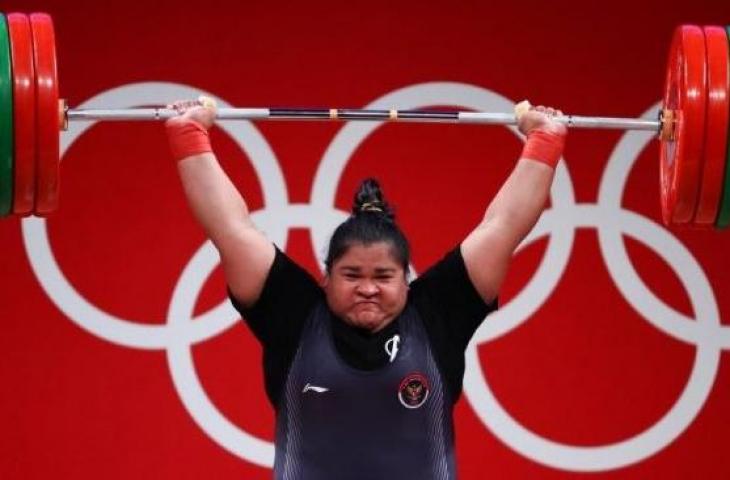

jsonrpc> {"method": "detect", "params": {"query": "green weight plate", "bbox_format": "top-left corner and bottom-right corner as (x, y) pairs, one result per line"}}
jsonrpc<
(0, 15), (13, 217)
(717, 26), (730, 228)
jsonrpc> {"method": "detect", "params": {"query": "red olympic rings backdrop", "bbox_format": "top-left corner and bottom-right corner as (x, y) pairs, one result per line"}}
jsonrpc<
(2, 1), (730, 478)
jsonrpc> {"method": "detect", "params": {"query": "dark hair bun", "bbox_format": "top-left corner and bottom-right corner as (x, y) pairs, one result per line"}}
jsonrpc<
(352, 178), (395, 220)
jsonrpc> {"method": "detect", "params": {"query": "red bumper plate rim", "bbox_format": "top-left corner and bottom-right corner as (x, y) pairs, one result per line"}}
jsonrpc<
(660, 25), (707, 225)
(30, 12), (59, 216)
(8, 12), (36, 216)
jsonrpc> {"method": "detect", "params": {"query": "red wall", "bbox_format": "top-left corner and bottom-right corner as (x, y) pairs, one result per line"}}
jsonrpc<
(2, 0), (730, 478)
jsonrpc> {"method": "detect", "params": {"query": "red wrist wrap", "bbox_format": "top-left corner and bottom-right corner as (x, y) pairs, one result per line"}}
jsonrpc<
(520, 129), (565, 168)
(166, 120), (212, 162)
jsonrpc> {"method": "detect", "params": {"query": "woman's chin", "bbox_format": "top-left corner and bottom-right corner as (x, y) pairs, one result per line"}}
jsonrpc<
(349, 312), (386, 331)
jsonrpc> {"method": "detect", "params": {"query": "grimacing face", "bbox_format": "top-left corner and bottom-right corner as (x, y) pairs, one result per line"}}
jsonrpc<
(322, 241), (408, 332)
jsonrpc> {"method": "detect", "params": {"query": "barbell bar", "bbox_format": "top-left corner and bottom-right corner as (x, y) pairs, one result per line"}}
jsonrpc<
(65, 106), (662, 131)
(1, 12), (729, 229)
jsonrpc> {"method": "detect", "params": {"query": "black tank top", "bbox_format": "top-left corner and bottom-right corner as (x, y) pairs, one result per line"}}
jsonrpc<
(274, 301), (456, 479)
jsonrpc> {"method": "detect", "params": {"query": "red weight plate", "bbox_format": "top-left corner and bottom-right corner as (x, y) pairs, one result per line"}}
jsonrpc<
(694, 26), (729, 224)
(660, 25), (707, 225)
(7, 13), (36, 216)
(29, 13), (59, 216)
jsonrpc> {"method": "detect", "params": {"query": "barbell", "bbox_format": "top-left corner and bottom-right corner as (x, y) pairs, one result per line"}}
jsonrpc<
(1, 13), (729, 228)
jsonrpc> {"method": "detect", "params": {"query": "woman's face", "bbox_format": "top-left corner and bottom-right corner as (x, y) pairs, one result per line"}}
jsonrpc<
(323, 241), (408, 332)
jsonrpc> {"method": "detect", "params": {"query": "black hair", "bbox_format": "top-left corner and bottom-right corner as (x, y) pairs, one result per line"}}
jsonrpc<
(324, 178), (410, 274)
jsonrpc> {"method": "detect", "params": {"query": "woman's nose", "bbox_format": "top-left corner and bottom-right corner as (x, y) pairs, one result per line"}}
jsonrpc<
(357, 280), (378, 296)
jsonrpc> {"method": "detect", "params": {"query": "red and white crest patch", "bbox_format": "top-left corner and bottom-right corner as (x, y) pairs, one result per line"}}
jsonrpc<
(398, 373), (430, 409)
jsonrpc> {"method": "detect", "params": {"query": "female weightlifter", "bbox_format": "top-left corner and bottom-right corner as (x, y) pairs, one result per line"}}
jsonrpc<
(165, 99), (566, 479)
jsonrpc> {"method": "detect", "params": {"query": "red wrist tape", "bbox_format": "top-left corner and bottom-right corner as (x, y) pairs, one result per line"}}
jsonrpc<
(520, 129), (565, 168)
(166, 119), (212, 162)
